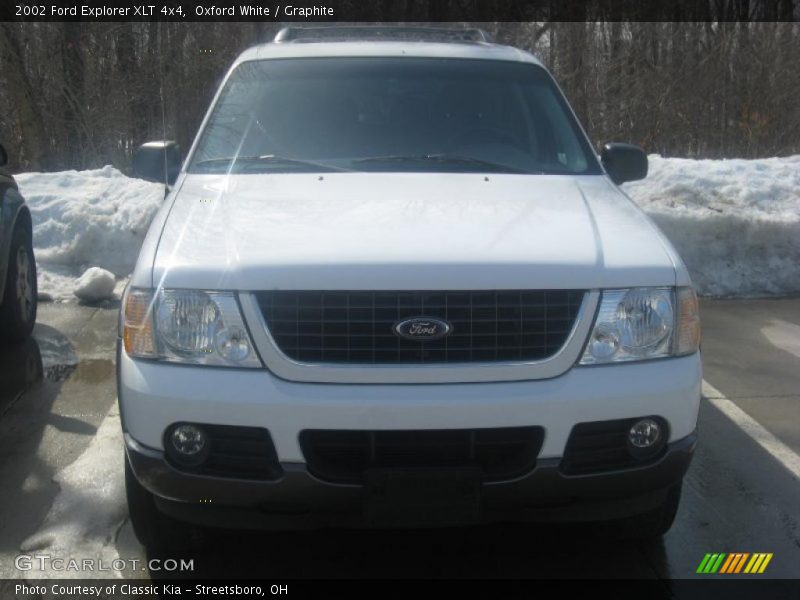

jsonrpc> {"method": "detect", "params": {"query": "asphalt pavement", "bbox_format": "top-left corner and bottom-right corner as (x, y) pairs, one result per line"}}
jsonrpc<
(0, 297), (798, 584)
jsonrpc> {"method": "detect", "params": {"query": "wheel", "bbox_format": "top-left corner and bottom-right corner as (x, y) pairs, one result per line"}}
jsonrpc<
(0, 225), (37, 344)
(125, 452), (201, 553)
(597, 482), (683, 541)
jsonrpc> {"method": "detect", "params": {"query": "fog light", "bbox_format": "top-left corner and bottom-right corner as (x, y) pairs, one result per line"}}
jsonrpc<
(167, 424), (209, 466)
(627, 418), (664, 459)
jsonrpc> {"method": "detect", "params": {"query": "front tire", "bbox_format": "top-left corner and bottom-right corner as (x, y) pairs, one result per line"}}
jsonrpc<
(0, 226), (37, 344)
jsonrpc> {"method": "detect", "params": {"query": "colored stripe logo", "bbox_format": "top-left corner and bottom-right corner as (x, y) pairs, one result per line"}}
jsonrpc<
(697, 553), (773, 574)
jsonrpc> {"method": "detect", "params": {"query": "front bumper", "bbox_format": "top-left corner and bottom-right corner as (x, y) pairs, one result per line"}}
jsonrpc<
(119, 341), (701, 528)
(118, 348), (702, 462)
(126, 431), (696, 530)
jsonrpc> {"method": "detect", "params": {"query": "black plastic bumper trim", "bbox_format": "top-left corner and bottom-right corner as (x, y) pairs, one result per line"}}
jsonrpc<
(125, 430), (696, 530)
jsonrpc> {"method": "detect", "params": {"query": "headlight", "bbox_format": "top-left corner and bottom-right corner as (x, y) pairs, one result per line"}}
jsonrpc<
(580, 286), (699, 364)
(156, 290), (220, 356)
(122, 288), (261, 368)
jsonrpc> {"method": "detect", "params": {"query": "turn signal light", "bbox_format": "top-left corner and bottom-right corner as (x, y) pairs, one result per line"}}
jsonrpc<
(123, 288), (156, 357)
(675, 287), (701, 355)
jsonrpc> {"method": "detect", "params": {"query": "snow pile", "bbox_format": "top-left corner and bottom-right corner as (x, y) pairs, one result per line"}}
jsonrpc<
(624, 155), (800, 297)
(73, 267), (116, 302)
(15, 166), (163, 301)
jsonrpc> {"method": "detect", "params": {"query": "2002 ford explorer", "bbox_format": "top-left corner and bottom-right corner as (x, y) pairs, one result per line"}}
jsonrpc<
(120, 27), (701, 550)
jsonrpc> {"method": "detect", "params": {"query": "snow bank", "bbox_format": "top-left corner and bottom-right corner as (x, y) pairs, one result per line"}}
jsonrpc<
(15, 166), (163, 301)
(624, 155), (800, 297)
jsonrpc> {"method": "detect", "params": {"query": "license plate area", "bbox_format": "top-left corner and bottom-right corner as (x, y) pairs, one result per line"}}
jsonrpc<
(364, 467), (483, 526)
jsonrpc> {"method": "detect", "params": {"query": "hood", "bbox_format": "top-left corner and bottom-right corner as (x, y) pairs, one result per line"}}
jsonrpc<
(150, 173), (679, 290)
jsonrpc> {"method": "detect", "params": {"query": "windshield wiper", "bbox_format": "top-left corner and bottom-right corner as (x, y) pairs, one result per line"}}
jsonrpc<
(353, 153), (531, 174)
(194, 155), (345, 172)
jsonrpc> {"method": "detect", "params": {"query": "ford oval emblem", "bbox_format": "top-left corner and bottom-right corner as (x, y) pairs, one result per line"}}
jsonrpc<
(393, 317), (452, 341)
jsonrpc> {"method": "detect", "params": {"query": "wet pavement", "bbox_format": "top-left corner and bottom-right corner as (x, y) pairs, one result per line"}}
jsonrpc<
(0, 303), (118, 579)
(0, 298), (798, 583)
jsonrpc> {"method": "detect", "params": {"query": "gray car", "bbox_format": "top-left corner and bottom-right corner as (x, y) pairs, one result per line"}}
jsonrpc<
(0, 143), (36, 344)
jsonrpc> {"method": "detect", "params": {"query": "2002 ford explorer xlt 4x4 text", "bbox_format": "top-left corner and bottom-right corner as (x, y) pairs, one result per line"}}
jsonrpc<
(120, 27), (702, 550)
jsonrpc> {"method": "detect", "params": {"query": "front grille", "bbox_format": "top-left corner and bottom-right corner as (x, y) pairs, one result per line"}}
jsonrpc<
(560, 417), (669, 475)
(299, 427), (545, 484)
(255, 290), (585, 364)
(165, 424), (282, 481)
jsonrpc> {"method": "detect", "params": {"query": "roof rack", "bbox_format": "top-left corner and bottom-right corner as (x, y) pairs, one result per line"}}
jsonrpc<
(273, 26), (494, 44)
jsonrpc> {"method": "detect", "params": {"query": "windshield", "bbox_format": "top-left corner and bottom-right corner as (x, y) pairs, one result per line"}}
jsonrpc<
(189, 57), (601, 176)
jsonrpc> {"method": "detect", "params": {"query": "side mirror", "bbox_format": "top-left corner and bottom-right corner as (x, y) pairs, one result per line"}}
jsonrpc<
(133, 141), (181, 185)
(600, 143), (648, 185)
(0, 143), (8, 167)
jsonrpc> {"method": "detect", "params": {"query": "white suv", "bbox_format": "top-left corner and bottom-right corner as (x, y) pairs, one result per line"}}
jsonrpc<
(120, 27), (701, 550)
